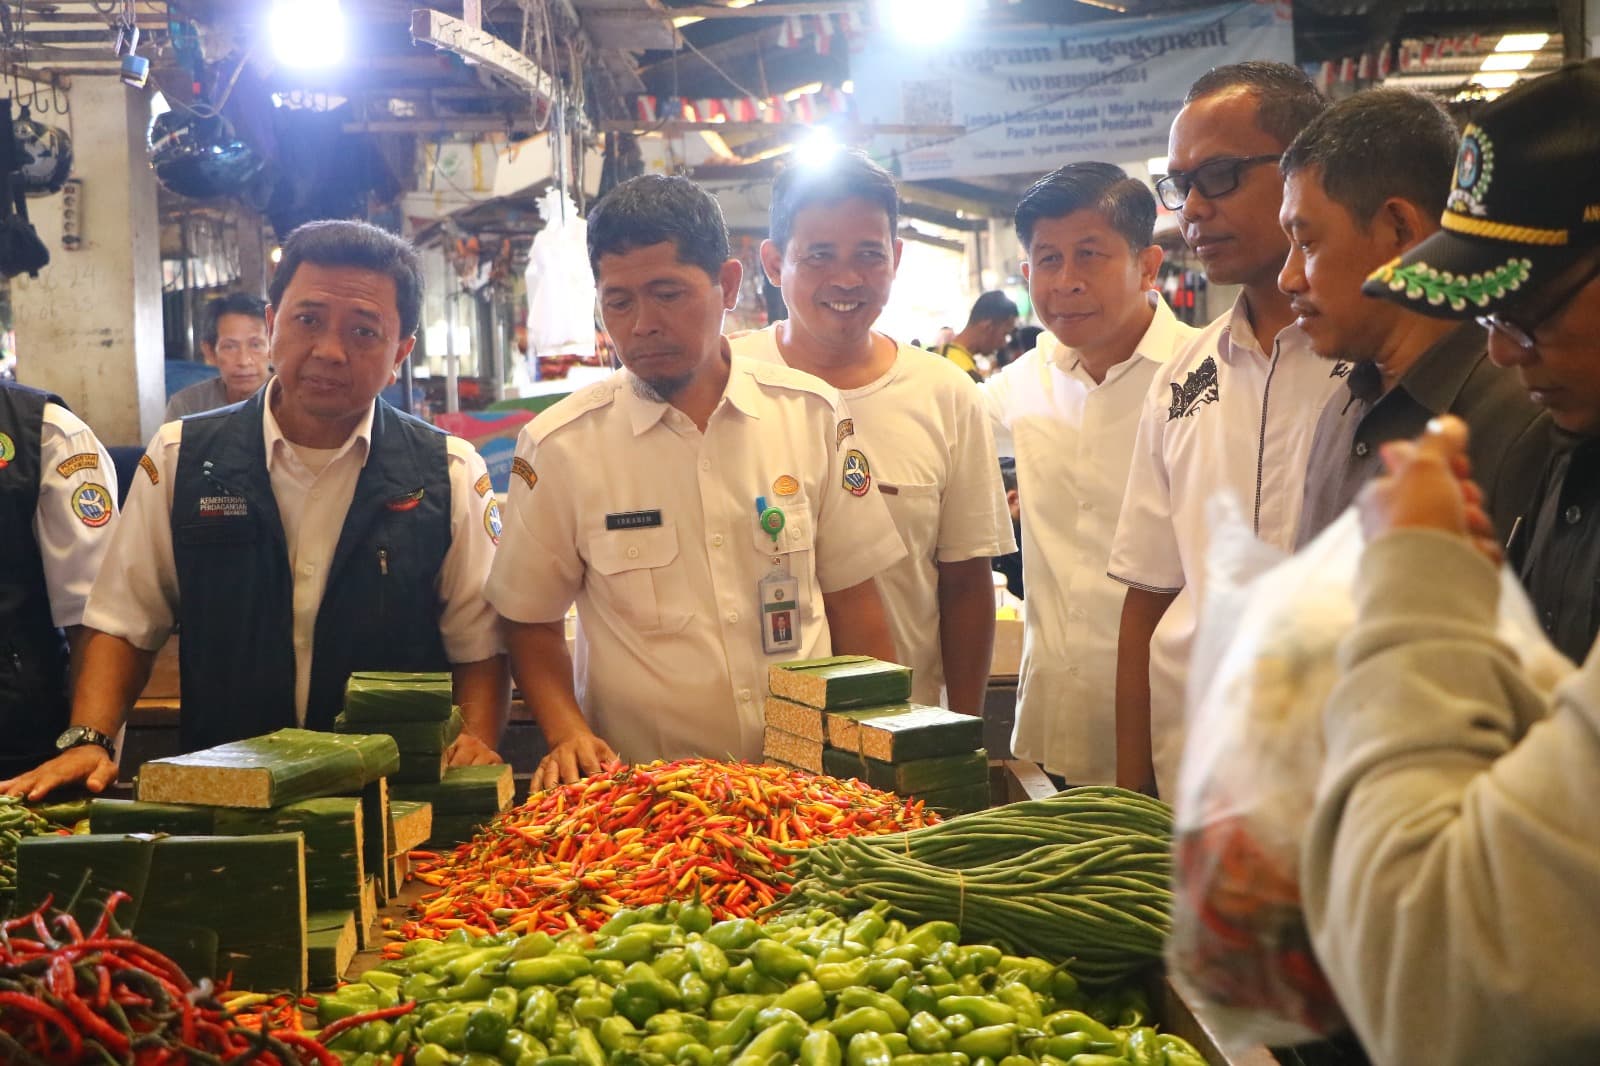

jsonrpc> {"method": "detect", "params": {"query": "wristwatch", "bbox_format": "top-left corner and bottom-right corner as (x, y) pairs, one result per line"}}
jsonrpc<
(55, 725), (116, 759)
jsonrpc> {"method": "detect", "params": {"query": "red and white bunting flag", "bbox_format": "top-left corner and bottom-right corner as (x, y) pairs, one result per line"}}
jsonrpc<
(1378, 46), (1392, 78)
(814, 15), (832, 55)
(1356, 52), (1371, 81)
(793, 95), (816, 123)
(777, 15), (805, 48)
(1338, 56), (1354, 84)
(1317, 60), (1334, 93)
(731, 98), (757, 122)
(636, 96), (657, 122)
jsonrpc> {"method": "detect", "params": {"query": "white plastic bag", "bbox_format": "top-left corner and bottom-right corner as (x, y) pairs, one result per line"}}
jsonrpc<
(524, 187), (597, 360)
(1166, 498), (1572, 1049)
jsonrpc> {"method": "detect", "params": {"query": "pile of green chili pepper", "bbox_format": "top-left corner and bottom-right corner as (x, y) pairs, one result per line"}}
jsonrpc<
(0, 891), (339, 1065)
(0, 795), (63, 900)
(318, 898), (1209, 1066)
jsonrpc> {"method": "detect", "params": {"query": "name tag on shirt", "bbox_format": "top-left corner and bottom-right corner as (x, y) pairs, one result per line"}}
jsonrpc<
(606, 509), (663, 530)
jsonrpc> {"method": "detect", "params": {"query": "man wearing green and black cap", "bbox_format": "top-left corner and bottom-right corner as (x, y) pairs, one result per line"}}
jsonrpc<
(1296, 60), (1600, 1066)
(1363, 60), (1600, 661)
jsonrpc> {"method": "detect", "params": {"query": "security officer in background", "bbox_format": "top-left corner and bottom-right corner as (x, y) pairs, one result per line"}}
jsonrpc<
(0, 383), (117, 778)
(3, 220), (509, 800)
(489, 175), (905, 789)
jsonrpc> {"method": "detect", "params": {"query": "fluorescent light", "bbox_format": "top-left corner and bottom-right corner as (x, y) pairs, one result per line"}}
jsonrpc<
(699, 131), (735, 158)
(672, 15), (702, 27)
(1496, 33), (1549, 52)
(841, 81), (855, 94)
(1146, 156), (1168, 176)
(270, 0), (346, 68)
(150, 91), (170, 119)
(885, 0), (966, 45)
(1480, 52), (1534, 71)
(783, 82), (824, 102)
(1471, 71), (1521, 89)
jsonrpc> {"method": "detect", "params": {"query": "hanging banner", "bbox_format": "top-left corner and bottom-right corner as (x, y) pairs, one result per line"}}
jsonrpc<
(851, 1), (1294, 182)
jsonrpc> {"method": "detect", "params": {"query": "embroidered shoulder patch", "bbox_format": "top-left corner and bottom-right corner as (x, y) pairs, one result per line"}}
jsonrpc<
(842, 449), (872, 497)
(510, 456), (537, 490)
(139, 454), (160, 485)
(484, 498), (503, 545)
(56, 452), (99, 477)
(474, 472), (492, 497)
(72, 483), (113, 527)
(835, 418), (854, 450)
(0, 431), (14, 468)
(1167, 357), (1220, 421)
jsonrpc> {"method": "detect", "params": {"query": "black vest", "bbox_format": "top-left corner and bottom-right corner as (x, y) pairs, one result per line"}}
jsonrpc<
(171, 393), (452, 752)
(0, 383), (71, 777)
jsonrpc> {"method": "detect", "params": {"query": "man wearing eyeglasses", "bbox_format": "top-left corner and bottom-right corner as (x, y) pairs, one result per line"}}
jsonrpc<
(1282, 89), (1548, 550)
(165, 294), (273, 420)
(1362, 60), (1600, 664)
(1107, 62), (1335, 796)
(1297, 62), (1600, 1066)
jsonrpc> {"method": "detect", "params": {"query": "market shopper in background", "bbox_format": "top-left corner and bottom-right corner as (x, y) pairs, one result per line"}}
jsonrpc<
(2, 220), (509, 800)
(937, 291), (1019, 381)
(164, 294), (272, 420)
(0, 383), (117, 778)
(984, 162), (1197, 787)
(731, 150), (1014, 714)
(1108, 62), (1333, 797)
(1283, 88), (1548, 548)
(490, 174), (904, 788)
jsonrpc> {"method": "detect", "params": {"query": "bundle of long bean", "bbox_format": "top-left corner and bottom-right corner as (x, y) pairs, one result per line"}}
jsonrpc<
(0, 892), (337, 1065)
(777, 786), (1174, 984)
(388, 759), (937, 951)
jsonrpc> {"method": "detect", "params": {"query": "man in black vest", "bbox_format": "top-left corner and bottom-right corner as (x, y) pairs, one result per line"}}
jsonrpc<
(3, 220), (508, 799)
(0, 383), (117, 778)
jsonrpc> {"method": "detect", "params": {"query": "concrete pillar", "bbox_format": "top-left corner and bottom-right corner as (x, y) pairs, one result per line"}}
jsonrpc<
(1587, 0), (1599, 56)
(12, 78), (164, 446)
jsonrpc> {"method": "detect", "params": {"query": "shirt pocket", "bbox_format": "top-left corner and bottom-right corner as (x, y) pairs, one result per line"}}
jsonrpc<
(751, 497), (817, 622)
(876, 480), (940, 565)
(587, 523), (693, 634)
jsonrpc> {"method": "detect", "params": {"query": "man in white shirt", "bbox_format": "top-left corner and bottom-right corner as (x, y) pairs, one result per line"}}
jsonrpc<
(489, 175), (904, 788)
(4, 220), (508, 800)
(730, 150), (1013, 714)
(986, 162), (1198, 785)
(1108, 62), (1334, 796)
(0, 384), (117, 778)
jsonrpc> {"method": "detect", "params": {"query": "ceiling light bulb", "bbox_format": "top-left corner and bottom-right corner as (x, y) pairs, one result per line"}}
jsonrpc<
(794, 127), (842, 168)
(271, 0), (346, 68)
(884, 0), (966, 46)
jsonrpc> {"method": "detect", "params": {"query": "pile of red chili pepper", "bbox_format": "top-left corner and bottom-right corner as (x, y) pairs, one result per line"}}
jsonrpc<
(387, 759), (937, 952)
(0, 890), (339, 1065)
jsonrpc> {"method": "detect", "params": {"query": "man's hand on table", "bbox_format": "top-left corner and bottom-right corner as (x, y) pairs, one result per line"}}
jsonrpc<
(532, 731), (619, 792)
(444, 733), (505, 767)
(0, 747), (117, 801)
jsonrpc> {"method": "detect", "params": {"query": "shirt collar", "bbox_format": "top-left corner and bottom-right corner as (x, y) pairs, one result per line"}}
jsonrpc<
(1048, 291), (1178, 374)
(1387, 322), (1489, 416)
(1218, 292), (1313, 363)
(262, 378), (375, 471)
(618, 340), (755, 436)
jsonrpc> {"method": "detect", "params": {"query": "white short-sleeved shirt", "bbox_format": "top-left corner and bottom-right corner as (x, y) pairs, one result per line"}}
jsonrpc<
(84, 383), (502, 722)
(984, 295), (1198, 782)
(1107, 297), (1343, 794)
(730, 327), (1015, 706)
(486, 355), (908, 764)
(35, 403), (118, 628)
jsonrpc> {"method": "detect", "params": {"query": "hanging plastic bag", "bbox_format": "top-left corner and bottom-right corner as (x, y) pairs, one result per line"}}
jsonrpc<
(1166, 497), (1573, 1049)
(524, 186), (596, 360)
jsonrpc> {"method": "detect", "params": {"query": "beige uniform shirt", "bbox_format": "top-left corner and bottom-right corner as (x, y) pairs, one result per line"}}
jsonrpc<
(984, 296), (1198, 782)
(84, 384), (502, 722)
(487, 356), (907, 763)
(731, 328), (1015, 706)
(35, 403), (118, 627)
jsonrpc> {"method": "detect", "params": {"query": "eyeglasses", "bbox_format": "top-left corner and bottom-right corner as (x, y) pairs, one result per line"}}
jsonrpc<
(1155, 154), (1282, 211)
(1476, 256), (1600, 349)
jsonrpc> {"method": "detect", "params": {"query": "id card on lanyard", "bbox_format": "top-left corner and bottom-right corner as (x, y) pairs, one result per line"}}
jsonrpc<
(755, 494), (801, 654)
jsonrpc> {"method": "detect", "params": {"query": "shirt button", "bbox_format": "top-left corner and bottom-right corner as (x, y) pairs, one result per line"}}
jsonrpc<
(711, 534), (724, 547)
(1566, 505), (1583, 525)
(699, 459), (711, 472)
(1354, 442), (1370, 457)
(726, 611), (739, 624)
(300, 563), (315, 576)
(626, 546), (640, 559)
(1079, 501), (1093, 512)
(739, 689), (753, 702)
